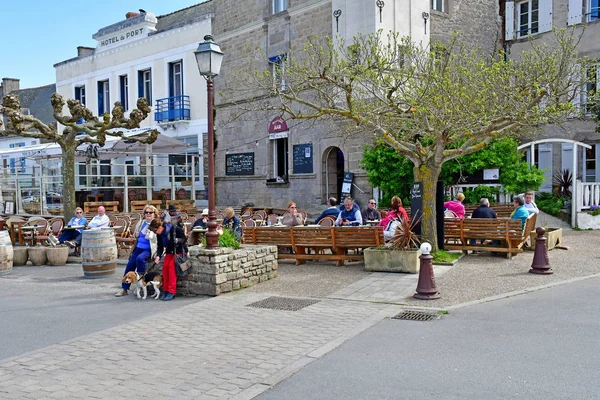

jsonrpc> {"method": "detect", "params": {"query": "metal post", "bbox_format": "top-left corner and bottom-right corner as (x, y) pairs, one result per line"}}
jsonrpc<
(205, 79), (219, 248)
(170, 165), (176, 200)
(191, 154), (196, 202)
(124, 166), (129, 214)
(571, 144), (577, 228)
(530, 143), (535, 166)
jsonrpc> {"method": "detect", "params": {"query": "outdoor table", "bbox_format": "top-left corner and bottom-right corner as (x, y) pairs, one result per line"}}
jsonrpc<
(63, 225), (85, 230)
(365, 220), (380, 226)
(190, 228), (208, 245)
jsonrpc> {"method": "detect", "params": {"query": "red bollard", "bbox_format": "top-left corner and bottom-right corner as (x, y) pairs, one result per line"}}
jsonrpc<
(529, 227), (553, 275)
(414, 242), (441, 300)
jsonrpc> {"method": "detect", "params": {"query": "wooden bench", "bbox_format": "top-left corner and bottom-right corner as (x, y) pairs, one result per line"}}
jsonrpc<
(83, 201), (119, 214)
(444, 214), (536, 259)
(242, 226), (384, 265)
(130, 200), (162, 212)
(166, 199), (195, 211)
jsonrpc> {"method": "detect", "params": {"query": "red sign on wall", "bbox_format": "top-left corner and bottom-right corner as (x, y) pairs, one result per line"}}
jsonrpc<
(268, 117), (288, 133)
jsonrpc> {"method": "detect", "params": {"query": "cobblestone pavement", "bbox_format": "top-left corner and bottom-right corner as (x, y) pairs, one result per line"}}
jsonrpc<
(1, 226), (597, 399)
(0, 290), (399, 399)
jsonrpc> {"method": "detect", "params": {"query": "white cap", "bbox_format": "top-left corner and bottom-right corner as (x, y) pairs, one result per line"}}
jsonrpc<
(202, 208), (209, 216)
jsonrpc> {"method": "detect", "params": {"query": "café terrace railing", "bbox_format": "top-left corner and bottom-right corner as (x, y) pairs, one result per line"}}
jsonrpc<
(0, 162), (203, 216)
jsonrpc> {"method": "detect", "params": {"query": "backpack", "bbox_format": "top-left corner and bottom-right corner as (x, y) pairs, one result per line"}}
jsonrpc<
(383, 216), (403, 241)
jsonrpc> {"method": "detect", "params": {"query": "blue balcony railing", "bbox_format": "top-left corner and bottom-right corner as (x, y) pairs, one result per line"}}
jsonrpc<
(155, 95), (191, 123)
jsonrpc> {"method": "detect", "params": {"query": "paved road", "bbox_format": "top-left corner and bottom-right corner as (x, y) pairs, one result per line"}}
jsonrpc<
(259, 276), (600, 400)
(0, 264), (204, 360)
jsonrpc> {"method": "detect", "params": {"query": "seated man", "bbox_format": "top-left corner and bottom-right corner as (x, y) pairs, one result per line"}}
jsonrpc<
(59, 207), (87, 248)
(315, 197), (341, 223)
(88, 206), (110, 229)
(335, 197), (363, 226)
(470, 198), (498, 245)
(523, 191), (539, 215)
(510, 196), (529, 229)
(471, 198), (497, 219)
(193, 208), (209, 229)
(162, 204), (178, 223)
(362, 199), (381, 222)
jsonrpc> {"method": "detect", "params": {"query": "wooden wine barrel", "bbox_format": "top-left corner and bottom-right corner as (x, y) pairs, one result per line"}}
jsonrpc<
(81, 229), (118, 279)
(0, 231), (13, 275)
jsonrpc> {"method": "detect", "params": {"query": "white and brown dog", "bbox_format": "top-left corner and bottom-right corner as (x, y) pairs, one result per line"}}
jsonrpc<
(145, 272), (163, 300)
(122, 271), (163, 300)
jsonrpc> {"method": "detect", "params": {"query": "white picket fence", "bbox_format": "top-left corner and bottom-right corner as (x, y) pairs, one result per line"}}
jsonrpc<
(577, 180), (600, 211)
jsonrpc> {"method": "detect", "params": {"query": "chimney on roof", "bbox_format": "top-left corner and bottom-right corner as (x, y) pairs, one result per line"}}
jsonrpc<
(0, 78), (20, 98)
(77, 46), (95, 57)
(126, 11), (140, 19)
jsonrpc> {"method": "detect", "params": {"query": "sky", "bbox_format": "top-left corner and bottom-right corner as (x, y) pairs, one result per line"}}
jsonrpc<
(0, 0), (204, 89)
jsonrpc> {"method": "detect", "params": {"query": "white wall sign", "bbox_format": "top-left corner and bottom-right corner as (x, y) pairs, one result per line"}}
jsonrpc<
(483, 168), (499, 180)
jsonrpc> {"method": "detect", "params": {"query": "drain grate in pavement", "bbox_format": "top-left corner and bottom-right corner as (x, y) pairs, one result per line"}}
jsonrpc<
(392, 310), (441, 322)
(247, 296), (320, 311)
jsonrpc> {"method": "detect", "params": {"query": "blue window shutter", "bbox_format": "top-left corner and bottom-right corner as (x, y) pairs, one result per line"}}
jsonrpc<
(97, 82), (104, 115)
(9, 143), (14, 148)
(138, 71), (144, 99)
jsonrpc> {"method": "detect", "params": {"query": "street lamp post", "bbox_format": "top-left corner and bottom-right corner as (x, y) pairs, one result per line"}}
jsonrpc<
(195, 35), (224, 249)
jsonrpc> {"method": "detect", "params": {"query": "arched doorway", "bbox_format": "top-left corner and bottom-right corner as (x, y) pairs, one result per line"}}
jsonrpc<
(322, 147), (344, 202)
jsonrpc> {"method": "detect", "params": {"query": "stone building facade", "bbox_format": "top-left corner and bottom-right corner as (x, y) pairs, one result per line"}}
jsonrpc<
(212, 0), (502, 214)
(506, 0), (600, 190)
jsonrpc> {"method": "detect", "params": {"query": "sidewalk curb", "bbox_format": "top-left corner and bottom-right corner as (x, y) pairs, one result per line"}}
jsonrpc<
(444, 272), (600, 311)
(232, 303), (400, 400)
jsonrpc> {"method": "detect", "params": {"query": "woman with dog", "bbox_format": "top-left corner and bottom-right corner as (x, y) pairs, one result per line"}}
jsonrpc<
(115, 205), (159, 297)
(150, 216), (187, 301)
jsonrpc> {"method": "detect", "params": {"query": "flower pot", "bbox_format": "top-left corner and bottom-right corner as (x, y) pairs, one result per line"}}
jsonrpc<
(46, 246), (70, 266)
(12, 247), (29, 266)
(363, 248), (421, 274)
(27, 246), (47, 266)
(0, 231), (13, 275)
(529, 228), (563, 251)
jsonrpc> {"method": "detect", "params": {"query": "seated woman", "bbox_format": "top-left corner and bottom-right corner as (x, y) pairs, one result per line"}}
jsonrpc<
(59, 207), (87, 251)
(282, 201), (303, 226)
(379, 196), (409, 241)
(444, 193), (466, 219)
(222, 207), (242, 239)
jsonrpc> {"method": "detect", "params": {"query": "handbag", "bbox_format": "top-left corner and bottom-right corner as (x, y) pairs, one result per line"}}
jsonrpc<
(175, 253), (192, 277)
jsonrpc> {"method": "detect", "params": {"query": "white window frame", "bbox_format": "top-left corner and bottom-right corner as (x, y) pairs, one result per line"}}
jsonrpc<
(431, 0), (444, 12)
(588, 0), (600, 22)
(75, 86), (86, 105)
(273, 0), (287, 14)
(584, 144), (598, 182)
(269, 55), (287, 92)
(517, 0), (539, 38)
(272, 137), (288, 180)
(98, 80), (110, 116)
(582, 63), (599, 115)
(139, 69), (152, 103)
(119, 75), (129, 111)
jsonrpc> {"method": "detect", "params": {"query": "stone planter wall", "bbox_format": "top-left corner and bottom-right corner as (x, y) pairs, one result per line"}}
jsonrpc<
(529, 228), (563, 250)
(179, 244), (278, 296)
(363, 248), (421, 274)
(577, 212), (600, 229)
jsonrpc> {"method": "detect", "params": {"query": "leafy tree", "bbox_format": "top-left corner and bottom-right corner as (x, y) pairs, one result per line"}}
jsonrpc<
(362, 138), (544, 206)
(0, 94), (158, 221)
(233, 30), (586, 248)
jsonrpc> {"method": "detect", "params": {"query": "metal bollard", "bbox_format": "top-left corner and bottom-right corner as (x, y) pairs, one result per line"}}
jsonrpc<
(529, 227), (553, 275)
(414, 242), (441, 300)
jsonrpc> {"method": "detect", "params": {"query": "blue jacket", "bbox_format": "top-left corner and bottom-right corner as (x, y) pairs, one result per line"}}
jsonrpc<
(67, 216), (87, 235)
(511, 206), (529, 229)
(315, 207), (341, 223)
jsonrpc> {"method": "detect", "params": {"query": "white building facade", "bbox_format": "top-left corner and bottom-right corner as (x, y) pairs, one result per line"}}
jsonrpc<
(53, 5), (214, 207)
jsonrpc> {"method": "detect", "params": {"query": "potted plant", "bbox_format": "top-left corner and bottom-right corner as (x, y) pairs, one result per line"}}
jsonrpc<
(364, 216), (422, 274)
(46, 244), (70, 266)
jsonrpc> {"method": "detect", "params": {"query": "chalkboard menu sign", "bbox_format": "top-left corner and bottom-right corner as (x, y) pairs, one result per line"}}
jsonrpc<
(226, 152), (254, 176)
(293, 143), (313, 174)
(410, 182), (423, 235)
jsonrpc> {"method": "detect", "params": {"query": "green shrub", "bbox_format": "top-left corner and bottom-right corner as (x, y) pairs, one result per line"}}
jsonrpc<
(536, 192), (568, 216)
(201, 228), (241, 249)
